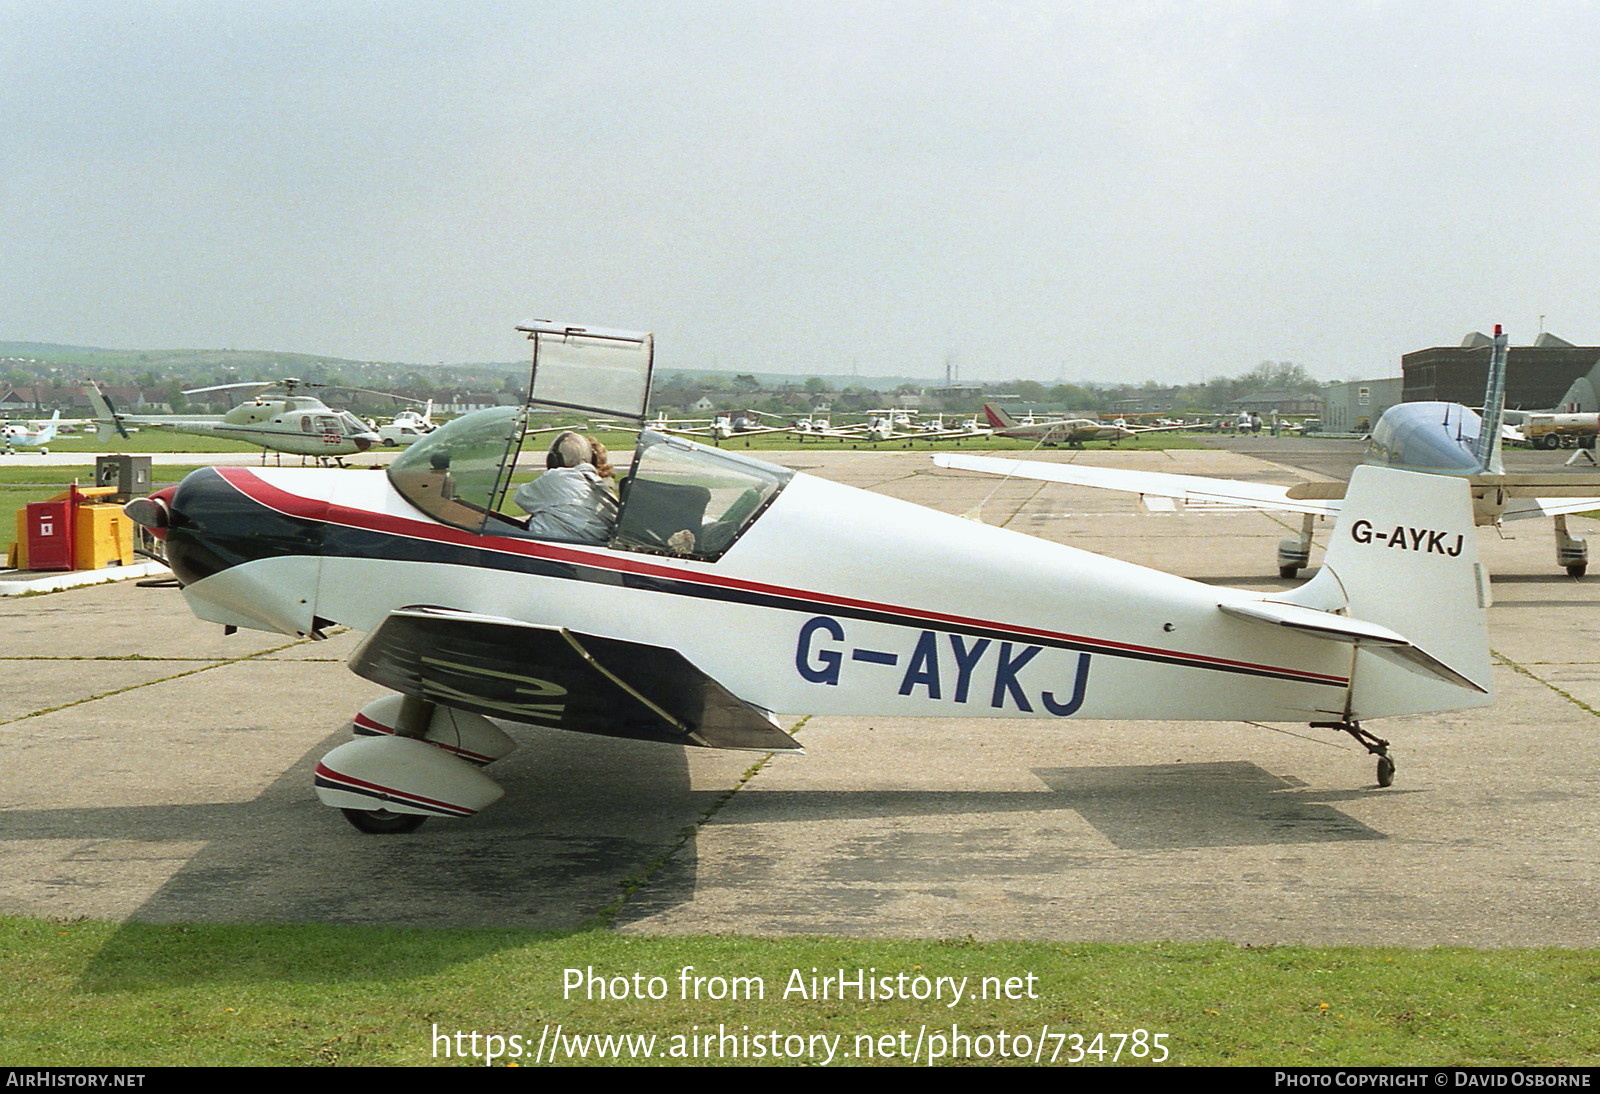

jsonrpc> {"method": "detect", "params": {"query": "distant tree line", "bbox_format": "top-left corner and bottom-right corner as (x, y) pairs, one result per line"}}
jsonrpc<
(4, 344), (1323, 419)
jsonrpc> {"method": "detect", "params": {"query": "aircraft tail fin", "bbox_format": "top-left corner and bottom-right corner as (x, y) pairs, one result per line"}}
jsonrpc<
(1473, 325), (1508, 473)
(982, 403), (1017, 429)
(1556, 371), (1600, 414)
(1279, 463), (1492, 717)
(86, 382), (130, 442)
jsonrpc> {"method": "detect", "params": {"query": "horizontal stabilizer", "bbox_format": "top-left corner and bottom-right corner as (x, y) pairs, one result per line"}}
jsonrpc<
(1219, 600), (1487, 693)
(1284, 481), (1348, 500)
(1500, 495), (1600, 520)
(350, 606), (801, 752)
(1465, 472), (1600, 497)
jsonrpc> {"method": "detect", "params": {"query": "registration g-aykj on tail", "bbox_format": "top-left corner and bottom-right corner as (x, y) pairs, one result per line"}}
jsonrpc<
(126, 320), (1494, 833)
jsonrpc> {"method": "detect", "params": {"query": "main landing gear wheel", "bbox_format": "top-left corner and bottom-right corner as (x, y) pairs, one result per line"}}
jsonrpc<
(341, 808), (427, 834)
(1568, 563), (1588, 578)
(1279, 565), (1300, 579)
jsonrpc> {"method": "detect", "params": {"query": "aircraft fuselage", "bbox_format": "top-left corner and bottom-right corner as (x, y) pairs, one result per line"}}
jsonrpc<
(159, 450), (1478, 729)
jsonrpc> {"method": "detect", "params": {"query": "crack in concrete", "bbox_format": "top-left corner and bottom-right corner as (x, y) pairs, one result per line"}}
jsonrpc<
(1492, 649), (1600, 719)
(0, 637), (316, 729)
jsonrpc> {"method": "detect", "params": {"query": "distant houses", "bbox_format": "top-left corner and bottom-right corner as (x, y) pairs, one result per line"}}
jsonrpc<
(0, 384), (173, 416)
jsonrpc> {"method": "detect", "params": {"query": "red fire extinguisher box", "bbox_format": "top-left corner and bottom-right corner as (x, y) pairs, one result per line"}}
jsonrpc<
(25, 500), (76, 571)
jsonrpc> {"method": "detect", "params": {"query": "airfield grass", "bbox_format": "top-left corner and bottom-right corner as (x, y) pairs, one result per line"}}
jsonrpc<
(1, 918), (1596, 1067)
(27, 432), (262, 453)
(0, 466), (209, 556)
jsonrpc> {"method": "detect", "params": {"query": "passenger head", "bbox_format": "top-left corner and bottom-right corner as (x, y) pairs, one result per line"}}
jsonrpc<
(548, 431), (593, 469)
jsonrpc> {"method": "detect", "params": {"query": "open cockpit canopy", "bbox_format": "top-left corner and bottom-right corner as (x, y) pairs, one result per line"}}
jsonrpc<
(515, 320), (654, 422)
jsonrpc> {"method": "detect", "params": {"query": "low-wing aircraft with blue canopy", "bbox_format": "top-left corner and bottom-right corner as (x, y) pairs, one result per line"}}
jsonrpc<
(940, 327), (1600, 578)
(125, 320), (1495, 834)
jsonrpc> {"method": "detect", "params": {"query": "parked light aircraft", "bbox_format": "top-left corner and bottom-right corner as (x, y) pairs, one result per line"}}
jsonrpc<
(377, 401), (437, 447)
(942, 327), (1600, 578)
(982, 404), (1193, 447)
(1, 410), (62, 454)
(88, 379), (380, 463)
(124, 320), (1493, 834)
(643, 411), (788, 444)
(848, 411), (988, 443)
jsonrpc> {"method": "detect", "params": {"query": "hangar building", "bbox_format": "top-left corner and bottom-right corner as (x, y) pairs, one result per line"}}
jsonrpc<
(1402, 331), (1600, 410)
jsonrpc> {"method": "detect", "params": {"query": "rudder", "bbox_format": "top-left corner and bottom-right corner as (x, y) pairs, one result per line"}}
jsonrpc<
(1284, 463), (1492, 718)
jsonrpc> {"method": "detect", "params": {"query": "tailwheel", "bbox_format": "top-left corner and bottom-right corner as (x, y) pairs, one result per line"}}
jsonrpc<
(341, 808), (427, 834)
(1311, 719), (1394, 787)
(1376, 753), (1396, 788)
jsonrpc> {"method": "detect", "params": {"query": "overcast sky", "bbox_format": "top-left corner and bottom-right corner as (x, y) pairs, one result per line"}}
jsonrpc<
(3, 1), (1597, 382)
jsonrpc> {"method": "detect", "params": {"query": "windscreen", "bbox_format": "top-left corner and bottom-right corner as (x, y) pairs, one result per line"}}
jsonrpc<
(388, 406), (526, 533)
(613, 431), (792, 559)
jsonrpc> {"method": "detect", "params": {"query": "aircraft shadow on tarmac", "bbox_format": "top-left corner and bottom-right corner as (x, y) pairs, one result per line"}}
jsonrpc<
(15, 721), (1385, 975)
(706, 761), (1386, 853)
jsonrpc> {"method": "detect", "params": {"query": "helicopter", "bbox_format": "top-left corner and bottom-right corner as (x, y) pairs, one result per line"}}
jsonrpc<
(87, 378), (380, 463)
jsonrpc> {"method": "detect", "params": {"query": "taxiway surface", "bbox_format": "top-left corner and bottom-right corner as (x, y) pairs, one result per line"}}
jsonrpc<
(3, 442), (1599, 945)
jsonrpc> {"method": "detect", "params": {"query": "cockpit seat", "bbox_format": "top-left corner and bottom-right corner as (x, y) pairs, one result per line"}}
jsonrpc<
(615, 478), (712, 552)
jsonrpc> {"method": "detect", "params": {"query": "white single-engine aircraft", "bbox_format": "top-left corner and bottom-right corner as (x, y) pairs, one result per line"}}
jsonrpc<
(644, 412), (789, 444)
(1, 410), (63, 454)
(943, 327), (1600, 578)
(126, 321), (1493, 834)
(982, 404), (1196, 447)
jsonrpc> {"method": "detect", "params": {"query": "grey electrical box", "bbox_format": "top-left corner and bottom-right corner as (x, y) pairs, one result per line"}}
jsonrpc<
(95, 455), (153, 503)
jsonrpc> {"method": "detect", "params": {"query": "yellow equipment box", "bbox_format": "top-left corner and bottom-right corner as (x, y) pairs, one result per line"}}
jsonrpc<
(8, 486), (135, 571)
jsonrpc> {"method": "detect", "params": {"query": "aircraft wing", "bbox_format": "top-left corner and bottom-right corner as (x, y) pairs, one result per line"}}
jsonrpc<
(348, 606), (802, 753)
(1499, 496), (1600, 520)
(1470, 473), (1600, 495)
(789, 427), (858, 439)
(910, 427), (988, 440)
(933, 453), (1343, 516)
(1468, 473), (1600, 521)
(1125, 422), (1206, 435)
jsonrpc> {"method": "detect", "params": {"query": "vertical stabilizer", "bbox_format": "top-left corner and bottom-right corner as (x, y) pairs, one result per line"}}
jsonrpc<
(1283, 464), (1492, 718)
(86, 382), (129, 442)
(982, 403), (1018, 429)
(1474, 325), (1508, 473)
